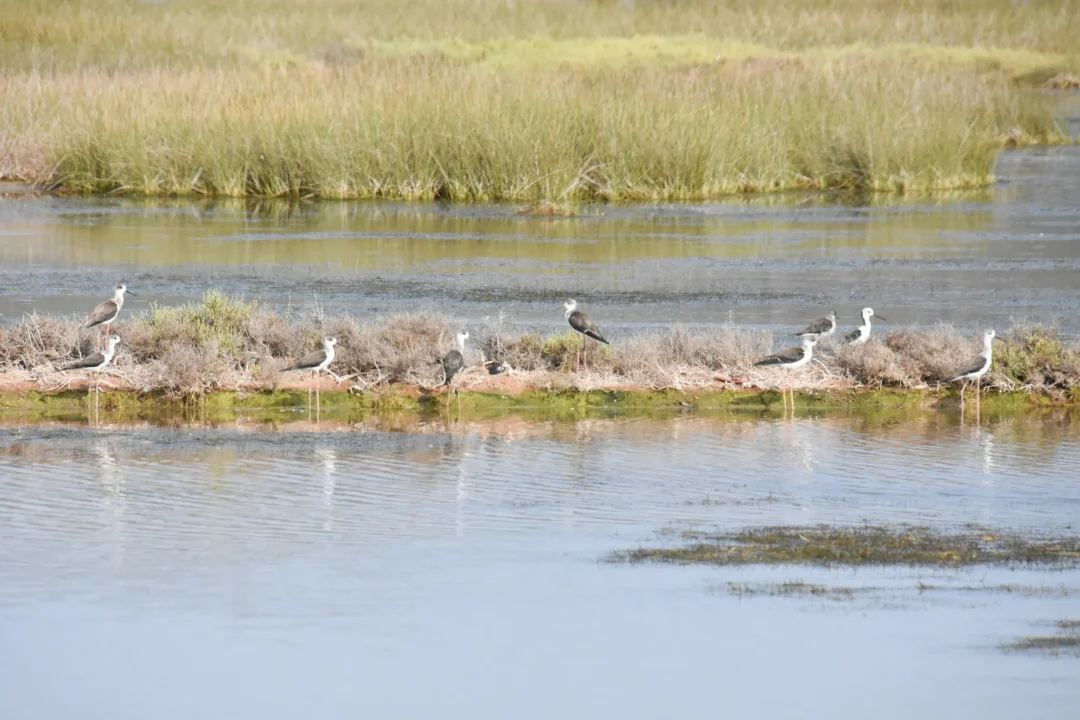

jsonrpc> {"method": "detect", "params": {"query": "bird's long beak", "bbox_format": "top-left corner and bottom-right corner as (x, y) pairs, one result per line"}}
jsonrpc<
(874, 314), (887, 321)
(993, 336), (1007, 344)
(126, 290), (138, 296)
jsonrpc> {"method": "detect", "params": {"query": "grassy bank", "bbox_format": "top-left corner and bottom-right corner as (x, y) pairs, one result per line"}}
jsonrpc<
(1, 1), (1075, 199)
(1, 292), (1078, 400)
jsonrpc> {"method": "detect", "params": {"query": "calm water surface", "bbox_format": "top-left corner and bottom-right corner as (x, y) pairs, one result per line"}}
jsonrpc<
(3, 142), (1080, 718)
(1, 412), (1079, 719)
(1, 147), (1079, 334)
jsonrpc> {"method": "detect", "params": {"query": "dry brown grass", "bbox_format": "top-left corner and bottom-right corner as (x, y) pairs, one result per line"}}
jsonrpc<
(837, 324), (975, 387)
(475, 326), (774, 389)
(1, 295), (1077, 396)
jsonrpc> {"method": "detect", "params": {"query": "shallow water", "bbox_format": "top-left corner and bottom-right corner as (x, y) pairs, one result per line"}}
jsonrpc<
(1, 412), (1079, 719)
(4, 142), (1080, 717)
(2, 146), (1080, 336)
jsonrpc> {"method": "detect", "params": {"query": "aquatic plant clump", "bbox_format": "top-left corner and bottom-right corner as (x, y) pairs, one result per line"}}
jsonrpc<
(0, 295), (1079, 398)
(613, 525), (1080, 568)
(1001, 620), (1080, 656)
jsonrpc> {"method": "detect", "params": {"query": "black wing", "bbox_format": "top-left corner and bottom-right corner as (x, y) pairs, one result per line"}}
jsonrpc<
(62, 352), (106, 370)
(485, 360), (509, 376)
(442, 350), (464, 384)
(946, 354), (987, 382)
(843, 328), (862, 344)
(796, 317), (832, 336)
(83, 300), (118, 329)
(569, 310), (609, 345)
(754, 346), (804, 367)
(289, 349), (328, 371)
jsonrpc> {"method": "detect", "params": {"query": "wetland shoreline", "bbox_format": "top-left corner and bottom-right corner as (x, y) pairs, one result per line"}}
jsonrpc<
(2, 381), (1077, 424)
(2, 293), (1078, 404)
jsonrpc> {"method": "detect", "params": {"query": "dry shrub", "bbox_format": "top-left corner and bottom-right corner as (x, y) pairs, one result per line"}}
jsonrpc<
(478, 332), (545, 371)
(885, 325), (973, 383)
(152, 342), (221, 396)
(330, 312), (448, 384)
(480, 325), (772, 385)
(837, 341), (909, 386)
(0, 314), (88, 368)
(245, 309), (292, 357)
(704, 327), (774, 372)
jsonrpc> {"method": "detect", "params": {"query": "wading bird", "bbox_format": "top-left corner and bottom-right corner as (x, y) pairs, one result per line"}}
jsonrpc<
(843, 307), (885, 345)
(945, 329), (1005, 411)
(62, 333), (122, 410)
(83, 284), (135, 351)
(288, 336), (338, 416)
(441, 331), (469, 413)
(796, 310), (837, 340)
(563, 299), (609, 370)
(754, 334), (819, 414)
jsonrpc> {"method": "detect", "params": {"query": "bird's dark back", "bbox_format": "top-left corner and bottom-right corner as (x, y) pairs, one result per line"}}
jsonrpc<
(443, 349), (464, 383)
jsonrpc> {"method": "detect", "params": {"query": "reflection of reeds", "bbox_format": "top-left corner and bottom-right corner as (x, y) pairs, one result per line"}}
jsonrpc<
(1, 293), (1078, 397)
(1, 1), (1073, 199)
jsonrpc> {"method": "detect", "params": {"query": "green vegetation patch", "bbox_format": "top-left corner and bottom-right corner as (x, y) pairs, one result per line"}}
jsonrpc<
(612, 525), (1080, 568)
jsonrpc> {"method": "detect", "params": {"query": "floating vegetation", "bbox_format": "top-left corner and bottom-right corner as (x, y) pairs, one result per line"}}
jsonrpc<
(513, 202), (579, 217)
(611, 525), (1080, 568)
(1001, 620), (1080, 656)
(723, 581), (863, 600)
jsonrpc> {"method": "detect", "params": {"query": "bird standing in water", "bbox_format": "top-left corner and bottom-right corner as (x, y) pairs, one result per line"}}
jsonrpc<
(288, 336), (338, 417)
(754, 334), (819, 415)
(945, 329), (1004, 412)
(441, 330), (469, 414)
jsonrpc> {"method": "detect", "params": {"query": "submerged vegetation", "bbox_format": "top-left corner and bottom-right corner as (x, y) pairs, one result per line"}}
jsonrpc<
(0, 0), (1075, 200)
(1002, 621), (1080, 656)
(613, 525), (1080, 568)
(0, 293), (1079, 399)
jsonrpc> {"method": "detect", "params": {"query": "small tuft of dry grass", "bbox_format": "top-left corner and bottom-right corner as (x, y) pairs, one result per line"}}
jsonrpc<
(152, 342), (222, 396)
(885, 324), (974, 383)
(837, 341), (910, 387)
(328, 312), (448, 385)
(0, 313), (91, 369)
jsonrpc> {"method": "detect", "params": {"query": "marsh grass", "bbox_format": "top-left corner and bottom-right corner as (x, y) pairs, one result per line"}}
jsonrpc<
(1, 294), (1078, 396)
(0, 0), (1074, 199)
(613, 525), (1080, 568)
